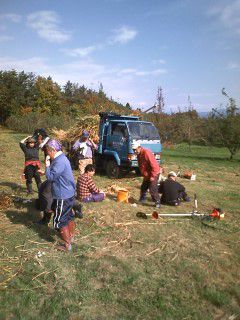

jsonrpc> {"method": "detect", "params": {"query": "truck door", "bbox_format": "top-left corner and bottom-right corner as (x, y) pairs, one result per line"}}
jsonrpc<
(107, 122), (128, 163)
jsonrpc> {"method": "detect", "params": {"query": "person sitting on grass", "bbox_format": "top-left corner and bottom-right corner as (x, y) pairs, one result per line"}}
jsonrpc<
(20, 136), (42, 194)
(158, 171), (190, 206)
(76, 164), (105, 203)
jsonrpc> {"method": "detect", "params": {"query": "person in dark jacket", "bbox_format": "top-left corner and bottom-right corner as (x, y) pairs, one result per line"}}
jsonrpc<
(36, 180), (83, 225)
(45, 139), (76, 251)
(35, 180), (53, 225)
(159, 171), (190, 206)
(20, 136), (42, 194)
(33, 128), (50, 159)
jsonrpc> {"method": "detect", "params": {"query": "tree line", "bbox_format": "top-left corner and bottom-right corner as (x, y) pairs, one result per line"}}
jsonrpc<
(144, 88), (240, 160)
(0, 70), (239, 159)
(0, 70), (131, 130)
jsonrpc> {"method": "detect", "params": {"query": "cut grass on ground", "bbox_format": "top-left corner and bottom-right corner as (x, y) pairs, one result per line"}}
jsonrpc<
(0, 128), (240, 320)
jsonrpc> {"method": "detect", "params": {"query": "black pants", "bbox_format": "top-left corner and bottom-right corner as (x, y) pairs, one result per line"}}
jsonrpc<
(140, 176), (160, 203)
(161, 191), (188, 206)
(24, 165), (41, 191)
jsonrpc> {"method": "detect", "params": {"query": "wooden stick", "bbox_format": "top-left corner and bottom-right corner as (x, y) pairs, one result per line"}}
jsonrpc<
(146, 248), (160, 256)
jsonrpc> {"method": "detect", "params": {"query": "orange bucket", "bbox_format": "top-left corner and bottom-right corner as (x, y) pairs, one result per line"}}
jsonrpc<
(117, 189), (129, 203)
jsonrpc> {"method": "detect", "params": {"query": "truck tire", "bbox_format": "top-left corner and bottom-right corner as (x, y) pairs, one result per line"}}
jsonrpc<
(106, 160), (120, 179)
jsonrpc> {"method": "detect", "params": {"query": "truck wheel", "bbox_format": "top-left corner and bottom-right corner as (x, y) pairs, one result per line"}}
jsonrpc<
(106, 160), (120, 179)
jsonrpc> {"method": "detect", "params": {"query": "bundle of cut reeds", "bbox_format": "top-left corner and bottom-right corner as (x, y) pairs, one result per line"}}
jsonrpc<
(51, 115), (100, 144)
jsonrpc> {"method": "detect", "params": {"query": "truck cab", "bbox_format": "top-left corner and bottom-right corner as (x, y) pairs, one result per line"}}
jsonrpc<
(96, 113), (162, 178)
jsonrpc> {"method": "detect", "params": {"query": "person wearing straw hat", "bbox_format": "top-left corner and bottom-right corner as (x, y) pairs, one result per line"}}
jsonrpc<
(19, 135), (42, 194)
(132, 142), (161, 208)
(45, 139), (76, 251)
(158, 171), (190, 206)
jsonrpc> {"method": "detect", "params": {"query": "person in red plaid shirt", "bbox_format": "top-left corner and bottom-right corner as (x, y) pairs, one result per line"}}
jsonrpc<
(77, 164), (105, 202)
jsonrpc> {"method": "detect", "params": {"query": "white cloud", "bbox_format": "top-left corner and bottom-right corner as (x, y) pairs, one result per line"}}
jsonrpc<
(138, 101), (148, 107)
(111, 26), (137, 44)
(227, 62), (240, 70)
(0, 35), (14, 42)
(120, 68), (167, 77)
(27, 11), (71, 43)
(153, 59), (166, 64)
(0, 56), (49, 73)
(61, 46), (97, 57)
(0, 13), (21, 23)
(118, 68), (137, 74)
(208, 0), (240, 36)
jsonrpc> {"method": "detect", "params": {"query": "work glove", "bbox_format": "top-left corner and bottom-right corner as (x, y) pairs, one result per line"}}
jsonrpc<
(45, 155), (50, 167)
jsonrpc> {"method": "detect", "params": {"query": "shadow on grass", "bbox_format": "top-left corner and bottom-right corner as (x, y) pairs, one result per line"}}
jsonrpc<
(5, 202), (55, 243)
(0, 181), (27, 193)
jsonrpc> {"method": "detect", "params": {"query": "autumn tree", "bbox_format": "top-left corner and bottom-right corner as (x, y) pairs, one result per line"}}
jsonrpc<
(33, 76), (62, 114)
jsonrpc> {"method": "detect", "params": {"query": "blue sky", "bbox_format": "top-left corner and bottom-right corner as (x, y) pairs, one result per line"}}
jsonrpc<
(0, 0), (240, 112)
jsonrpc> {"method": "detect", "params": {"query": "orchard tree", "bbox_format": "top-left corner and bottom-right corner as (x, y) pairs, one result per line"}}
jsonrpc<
(208, 88), (240, 160)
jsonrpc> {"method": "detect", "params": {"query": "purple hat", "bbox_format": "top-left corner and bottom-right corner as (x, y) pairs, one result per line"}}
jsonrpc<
(46, 139), (62, 152)
(82, 130), (89, 137)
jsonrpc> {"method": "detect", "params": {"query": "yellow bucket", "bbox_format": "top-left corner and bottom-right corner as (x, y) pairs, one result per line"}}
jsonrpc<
(117, 189), (129, 203)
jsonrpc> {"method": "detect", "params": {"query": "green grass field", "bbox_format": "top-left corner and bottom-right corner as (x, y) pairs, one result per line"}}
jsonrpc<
(0, 127), (240, 320)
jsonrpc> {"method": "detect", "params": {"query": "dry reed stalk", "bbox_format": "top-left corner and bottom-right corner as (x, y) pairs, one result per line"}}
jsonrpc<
(51, 115), (100, 143)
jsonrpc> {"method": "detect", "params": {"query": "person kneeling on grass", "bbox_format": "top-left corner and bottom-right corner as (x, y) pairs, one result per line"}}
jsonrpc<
(77, 164), (105, 203)
(45, 139), (76, 251)
(158, 171), (190, 206)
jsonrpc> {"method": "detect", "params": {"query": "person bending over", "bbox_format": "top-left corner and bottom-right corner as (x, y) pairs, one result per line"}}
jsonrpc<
(159, 171), (190, 206)
(132, 142), (161, 208)
(77, 164), (105, 203)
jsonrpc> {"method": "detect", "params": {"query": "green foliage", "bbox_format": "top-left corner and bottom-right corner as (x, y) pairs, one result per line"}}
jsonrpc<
(205, 89), (240, 159)
(0, 70), (36, 123)
(33, 76), (62, 114)
(6, 112), (76, 133)
(0, 69), (130, 127)
(144, 108), (204, 146)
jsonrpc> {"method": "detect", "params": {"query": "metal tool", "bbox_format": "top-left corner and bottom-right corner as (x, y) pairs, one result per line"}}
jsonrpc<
(136, 194), (224, 220)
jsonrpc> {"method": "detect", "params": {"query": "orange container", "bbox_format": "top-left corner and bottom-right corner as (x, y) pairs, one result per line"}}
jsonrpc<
(117, 189), (129, 203)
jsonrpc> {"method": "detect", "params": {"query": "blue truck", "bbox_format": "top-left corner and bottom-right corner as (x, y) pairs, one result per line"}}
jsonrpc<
(95, 112), (162, 178)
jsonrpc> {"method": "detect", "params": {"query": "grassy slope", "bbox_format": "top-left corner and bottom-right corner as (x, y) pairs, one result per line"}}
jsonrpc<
(0, 128), (240, 320)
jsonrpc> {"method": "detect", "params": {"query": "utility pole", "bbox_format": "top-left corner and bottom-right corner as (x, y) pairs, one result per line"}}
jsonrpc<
(156, 86), (164, 113)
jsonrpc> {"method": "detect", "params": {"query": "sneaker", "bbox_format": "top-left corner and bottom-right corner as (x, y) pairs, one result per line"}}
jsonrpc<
(36, 218), (49, 225)
(184, 196), (191, 202)
(155, 202), (161, 209)
(139, 195), (147, 203)
(75, 209), (83, 219)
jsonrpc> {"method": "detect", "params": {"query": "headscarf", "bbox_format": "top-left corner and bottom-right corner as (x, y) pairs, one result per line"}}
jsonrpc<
(46, 139), (62, 152)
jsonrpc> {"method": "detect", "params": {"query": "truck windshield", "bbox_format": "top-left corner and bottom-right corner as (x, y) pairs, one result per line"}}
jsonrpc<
(127, 122), (160, 140)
